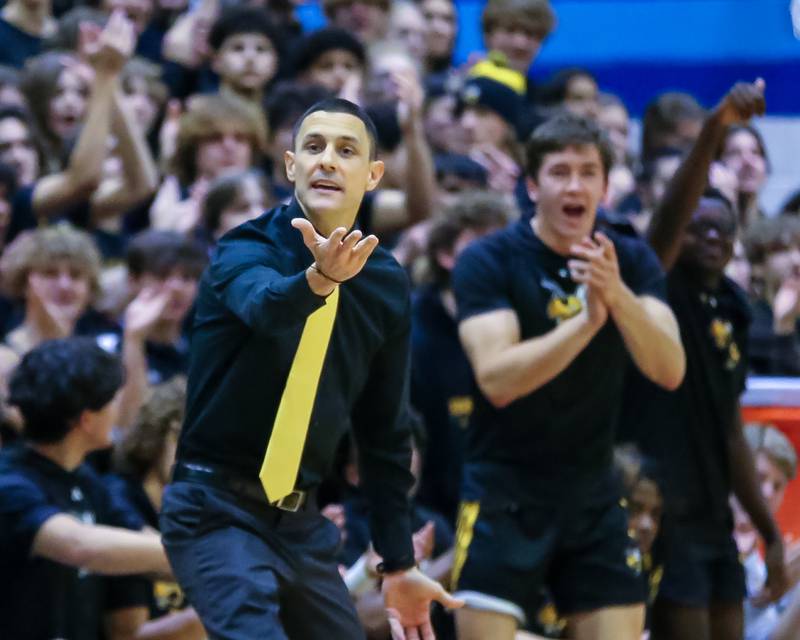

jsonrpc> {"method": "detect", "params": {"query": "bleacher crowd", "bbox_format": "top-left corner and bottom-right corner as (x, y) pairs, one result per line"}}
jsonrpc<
(0, 0), (798, 638)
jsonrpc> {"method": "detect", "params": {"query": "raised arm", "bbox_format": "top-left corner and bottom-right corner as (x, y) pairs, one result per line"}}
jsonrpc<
(370, 69), (436, 234)
(32, 12), (135, 217)
(90, 90), (160, 222)
(647, 79), (766, 270)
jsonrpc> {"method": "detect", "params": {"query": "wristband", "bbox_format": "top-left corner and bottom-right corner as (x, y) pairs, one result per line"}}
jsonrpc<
(310, 263), (344, 285)
(375, 559), (416, 575)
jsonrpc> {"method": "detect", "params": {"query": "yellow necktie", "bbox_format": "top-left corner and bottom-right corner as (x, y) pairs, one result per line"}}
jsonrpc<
(259, 286), (339, 503)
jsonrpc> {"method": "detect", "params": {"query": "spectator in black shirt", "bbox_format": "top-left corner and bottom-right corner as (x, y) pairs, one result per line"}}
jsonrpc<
(411, 191), (514, 523)
(0, 0), (53, 69)
(0, 337), (172, 640)
(452, 114), (684, 640)
(114, 230), (206, 428)
(633, 79), (788, 640)
(107, 375), (206, 638)
(160, 97), (462, 640)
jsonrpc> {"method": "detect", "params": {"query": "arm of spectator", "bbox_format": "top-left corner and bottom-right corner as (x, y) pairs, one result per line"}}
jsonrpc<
(370, 70), (436, 235)
(730, 409), (788, 604)
(106, 606), (206, 640)
(162, 0), (218, 68)
(158, 100), (182, 173)
(90, 91), (160, 222)
(570, 232), (685, 390)
(32, 12), (135, 218)
(31, 513), (171, 575)
(647, 79), (766, 270)
(787, 539), (800, 587)
(771, 586), (800, 640)
(116, 286), (172, 429)
(355, 589), (392, 638)
(423, 547), (454, 588)
(150, 176), (207, 234)
(459, 302), (605, 408)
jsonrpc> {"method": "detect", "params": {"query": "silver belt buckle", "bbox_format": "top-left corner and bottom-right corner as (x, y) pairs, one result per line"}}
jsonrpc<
(273, 490), (305, 512)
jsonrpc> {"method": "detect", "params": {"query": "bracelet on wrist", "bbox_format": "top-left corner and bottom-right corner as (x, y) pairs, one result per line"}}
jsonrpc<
(310, 263), (344, 285)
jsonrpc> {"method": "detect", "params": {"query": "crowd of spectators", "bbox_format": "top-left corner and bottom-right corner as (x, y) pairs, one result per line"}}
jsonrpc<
(0, 0), (797, 638)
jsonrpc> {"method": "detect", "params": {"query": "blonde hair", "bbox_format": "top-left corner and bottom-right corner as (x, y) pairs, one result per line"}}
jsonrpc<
(0, 224), (102, 300)
(482, 0), (556, 39)
(172, 94), (267, 186)
(744, 423), (798, 480)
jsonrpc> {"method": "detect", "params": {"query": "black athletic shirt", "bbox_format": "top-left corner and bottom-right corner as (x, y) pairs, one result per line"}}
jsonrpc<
(452, 218), (666, 499)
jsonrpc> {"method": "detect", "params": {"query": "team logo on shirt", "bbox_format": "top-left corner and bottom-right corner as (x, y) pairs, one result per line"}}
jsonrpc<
(709, 318), (740, 370)
(154, 580), (186, 611)
(448, 396), (474, 429)
(543, 278), (586, 323)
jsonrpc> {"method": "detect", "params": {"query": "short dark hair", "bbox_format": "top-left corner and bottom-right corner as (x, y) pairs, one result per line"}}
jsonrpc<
(265, 81), (334, 135)
(291, 98), (379, 160)
(202, 170), (269, 235)
(208, 6), (282, 52)
(8, 337), (124, 444)
(291, 27), (366, 76)
(538, 67), (596, 108)
(641, 91), (705, 161)
(434, 153), (488, 185)
(126, 230), (207, 279)
(525, 113), (614, 181)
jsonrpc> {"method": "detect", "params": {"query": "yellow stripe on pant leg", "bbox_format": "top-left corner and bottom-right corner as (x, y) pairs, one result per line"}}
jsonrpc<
(451, 501), (480, 590)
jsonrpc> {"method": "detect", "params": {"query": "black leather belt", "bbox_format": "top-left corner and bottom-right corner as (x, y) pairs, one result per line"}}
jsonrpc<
(172, 461), (310, 512)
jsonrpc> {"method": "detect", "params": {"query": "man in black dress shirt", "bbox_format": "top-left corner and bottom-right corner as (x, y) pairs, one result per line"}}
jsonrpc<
(160, 98), (461, 640)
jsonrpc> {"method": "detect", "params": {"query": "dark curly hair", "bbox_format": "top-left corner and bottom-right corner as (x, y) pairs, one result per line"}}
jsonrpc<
(8, 337), (124, 444)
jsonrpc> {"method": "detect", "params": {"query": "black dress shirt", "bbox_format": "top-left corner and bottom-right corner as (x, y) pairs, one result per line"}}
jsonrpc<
(176, 199), (415, 569)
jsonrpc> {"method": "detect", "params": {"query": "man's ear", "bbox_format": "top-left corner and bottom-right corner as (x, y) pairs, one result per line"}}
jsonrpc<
(284, 150), (296, 183)
(73, 409), (91, 437)
(526, 176), (539, 202)
(365, 159), (385, 192)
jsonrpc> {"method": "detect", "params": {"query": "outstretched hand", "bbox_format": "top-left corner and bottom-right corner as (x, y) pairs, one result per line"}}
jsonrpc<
(383, 567), (464, 640)
(715, 78), (766, 127)
(292, 218), (379, 285)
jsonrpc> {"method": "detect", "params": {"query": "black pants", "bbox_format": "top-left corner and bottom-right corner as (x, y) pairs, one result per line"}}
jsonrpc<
(160, 480), (366, 640)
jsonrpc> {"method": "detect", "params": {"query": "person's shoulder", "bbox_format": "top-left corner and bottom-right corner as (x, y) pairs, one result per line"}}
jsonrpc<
(367, 244), (409, 286)
(0, 447), (47, 500)
(457, 220), (521, 270)
(608, 227), (662, 271)
(721, 276), (752, 322)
